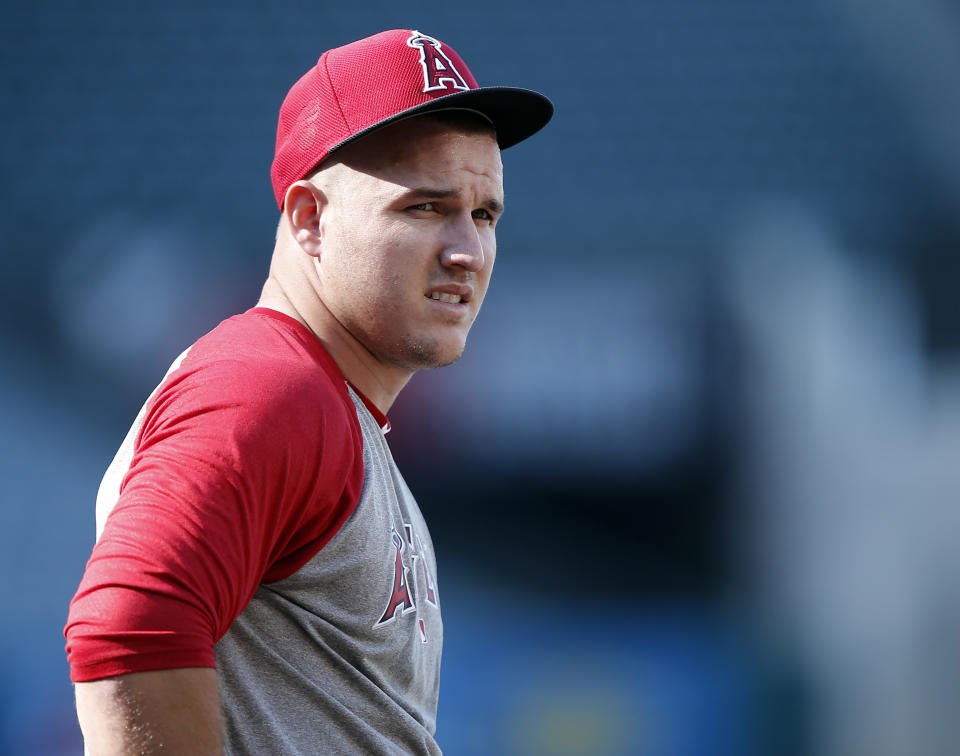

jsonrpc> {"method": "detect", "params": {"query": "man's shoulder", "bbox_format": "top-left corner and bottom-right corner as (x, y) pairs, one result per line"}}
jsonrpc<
(191, 308), (343, 388)
(153, 308), (356, 434)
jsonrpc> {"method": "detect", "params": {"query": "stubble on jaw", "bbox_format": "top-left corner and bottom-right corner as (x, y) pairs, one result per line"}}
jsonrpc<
(391, 339), (466, 372)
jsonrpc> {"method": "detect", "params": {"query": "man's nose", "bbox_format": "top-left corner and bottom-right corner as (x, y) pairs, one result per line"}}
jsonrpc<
(440, 214), (486, 272)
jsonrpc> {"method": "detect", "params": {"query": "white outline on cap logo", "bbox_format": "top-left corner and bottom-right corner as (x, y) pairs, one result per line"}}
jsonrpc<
(406, 31), (469, 93)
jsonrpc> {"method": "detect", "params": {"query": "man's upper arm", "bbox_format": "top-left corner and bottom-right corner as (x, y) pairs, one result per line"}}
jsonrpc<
(66, 347), (360, 681)
(75, 667), (222, 756)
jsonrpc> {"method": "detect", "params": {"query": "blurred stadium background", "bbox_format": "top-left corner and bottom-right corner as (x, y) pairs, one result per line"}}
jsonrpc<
(3, 1), (960, 754)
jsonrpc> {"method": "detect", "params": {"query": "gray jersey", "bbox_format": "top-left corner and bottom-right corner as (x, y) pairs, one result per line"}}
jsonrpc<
(215, 388), (443, 755)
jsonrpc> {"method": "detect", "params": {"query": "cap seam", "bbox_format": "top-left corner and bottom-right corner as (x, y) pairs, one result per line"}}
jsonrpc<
(322, 52), (352, 141)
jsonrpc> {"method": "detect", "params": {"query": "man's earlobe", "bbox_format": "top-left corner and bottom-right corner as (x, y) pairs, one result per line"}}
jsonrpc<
(284, 181), (326, 258)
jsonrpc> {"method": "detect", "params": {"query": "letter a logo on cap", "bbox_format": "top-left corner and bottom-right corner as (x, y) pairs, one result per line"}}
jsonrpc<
(407, 31), (470, 92)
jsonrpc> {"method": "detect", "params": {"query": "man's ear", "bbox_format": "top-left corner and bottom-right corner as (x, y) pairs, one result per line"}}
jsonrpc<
(284, 181), (327, 258)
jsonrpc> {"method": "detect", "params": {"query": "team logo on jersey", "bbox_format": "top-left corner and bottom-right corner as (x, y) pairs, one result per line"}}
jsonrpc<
(376, 529), (415, 625)
(407, 31), (470, 93)
(375, 524), (439, 637)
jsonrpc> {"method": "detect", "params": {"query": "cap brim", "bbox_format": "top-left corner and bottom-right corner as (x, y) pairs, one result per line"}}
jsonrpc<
(329, 86), (554, 156)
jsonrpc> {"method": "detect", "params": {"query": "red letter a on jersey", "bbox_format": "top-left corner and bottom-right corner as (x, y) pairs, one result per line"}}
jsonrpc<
(376, 529), (414, 626)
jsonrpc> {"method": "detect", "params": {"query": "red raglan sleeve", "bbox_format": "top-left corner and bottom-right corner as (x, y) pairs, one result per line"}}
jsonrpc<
(64, 346), (364, 683)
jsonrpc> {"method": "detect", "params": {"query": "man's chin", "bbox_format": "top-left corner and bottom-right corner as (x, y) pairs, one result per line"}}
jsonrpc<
(392, 339), (466, 372)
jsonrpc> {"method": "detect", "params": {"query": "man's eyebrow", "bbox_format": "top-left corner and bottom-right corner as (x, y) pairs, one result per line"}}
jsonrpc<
(485, 197), (506, 216)
(402, 187), (505, 215)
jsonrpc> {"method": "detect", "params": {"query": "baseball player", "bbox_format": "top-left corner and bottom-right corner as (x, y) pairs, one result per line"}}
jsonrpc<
(64, 29), (552, 755)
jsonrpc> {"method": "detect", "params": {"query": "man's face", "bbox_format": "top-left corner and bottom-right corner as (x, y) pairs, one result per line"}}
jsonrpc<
(313, 117), (504, 373)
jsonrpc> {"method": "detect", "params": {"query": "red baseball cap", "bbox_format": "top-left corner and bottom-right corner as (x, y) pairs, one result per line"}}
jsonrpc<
(270, 29), (554, 208)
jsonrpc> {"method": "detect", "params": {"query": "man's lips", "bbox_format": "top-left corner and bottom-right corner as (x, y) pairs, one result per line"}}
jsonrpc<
(425, 283), (473, 305)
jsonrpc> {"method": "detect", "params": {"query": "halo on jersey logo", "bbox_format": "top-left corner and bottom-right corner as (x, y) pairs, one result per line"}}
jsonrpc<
(406, 31), (470, 93)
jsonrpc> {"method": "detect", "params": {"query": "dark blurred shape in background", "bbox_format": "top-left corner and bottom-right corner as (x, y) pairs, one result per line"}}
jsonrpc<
(3, 2), (959, 754)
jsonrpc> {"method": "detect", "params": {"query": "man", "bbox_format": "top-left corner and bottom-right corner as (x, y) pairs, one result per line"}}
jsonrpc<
(65, 29), (552, 754)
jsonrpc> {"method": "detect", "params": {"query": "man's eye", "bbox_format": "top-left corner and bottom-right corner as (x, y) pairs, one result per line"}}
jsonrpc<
(410, 202), (435, 212)
(472, 209), (493, 221)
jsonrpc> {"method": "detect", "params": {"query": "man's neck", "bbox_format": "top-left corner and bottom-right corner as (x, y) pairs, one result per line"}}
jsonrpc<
(256, 277), (412, 415)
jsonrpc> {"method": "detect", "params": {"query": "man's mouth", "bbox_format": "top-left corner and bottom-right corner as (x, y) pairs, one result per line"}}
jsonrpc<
(427, 292), (463, 304)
